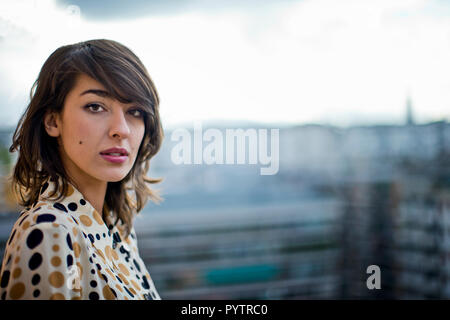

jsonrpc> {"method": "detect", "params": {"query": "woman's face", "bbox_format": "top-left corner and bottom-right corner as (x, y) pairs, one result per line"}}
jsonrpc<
(45, 73), (146, 185)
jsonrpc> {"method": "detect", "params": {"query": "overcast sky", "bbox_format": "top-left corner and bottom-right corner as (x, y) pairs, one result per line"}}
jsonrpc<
(1, 0), (449, 129)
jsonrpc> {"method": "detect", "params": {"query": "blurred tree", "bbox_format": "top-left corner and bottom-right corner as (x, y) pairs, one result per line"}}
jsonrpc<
(0, 145), (18, 212)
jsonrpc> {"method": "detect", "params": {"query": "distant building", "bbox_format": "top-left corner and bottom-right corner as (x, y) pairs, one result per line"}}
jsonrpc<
(406, 95), (415, 126)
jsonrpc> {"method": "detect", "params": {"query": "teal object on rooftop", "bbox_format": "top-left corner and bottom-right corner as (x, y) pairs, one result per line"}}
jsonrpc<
(205, 264), (279, 285)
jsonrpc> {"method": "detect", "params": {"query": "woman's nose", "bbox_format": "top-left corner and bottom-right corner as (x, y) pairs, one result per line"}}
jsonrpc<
(109, 108), (130, 139)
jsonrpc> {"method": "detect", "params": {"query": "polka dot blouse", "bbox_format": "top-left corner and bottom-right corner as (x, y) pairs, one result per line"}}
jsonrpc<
(0, 177), (161, 300)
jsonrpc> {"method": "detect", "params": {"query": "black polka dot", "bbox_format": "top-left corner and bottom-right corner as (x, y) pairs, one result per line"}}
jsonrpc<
(115, 275), (123, 284)
(68, 202), (78, 211)
(67, 254), (73, 267)
(33, 289), (40, 297)
(95, 234), (100, 240)
(89, 257), (93, 263)
(83, 232), (87, 238)
(110, 288), (117, 298)
(88, 234), (95, 244)
(53, 203), (67, 212)
(33, 207), (42, 213)
(71, 216), (79, 225)
(29, 253), (43, 270)
(7, 229), (16, 245)
(32, 274), (40, 285)
(0, 270), (10, 288)
(26, 229), (44, 250)
(90, 280), (97, 288)
(36, 214), (56, 224)
(102, 233), (106, 238)
(135, 274), (140, 280)
(66, 234), (73, 250)
(90, 269), (95, 274)
(101, 274), (108, 283)
(95, 263), (102, 271)
(151, 291), (156, 299)
(113, 232), (121, 244)
(133, 259), (141, 272)
(142, 276), (150, 289)
(89, 292), (99, 300)
(18, 215), (29, 226)
(40, 182), (49, 195)
(80, 199), (86, 205)
(124, 286), (134, 297)
(92, 253), (96, 258)
(5, 255), (11, 266)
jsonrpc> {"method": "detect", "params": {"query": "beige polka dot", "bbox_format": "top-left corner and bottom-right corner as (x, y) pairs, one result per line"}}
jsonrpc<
(53, 233), (59, 239)
(52, 222), (59, 228)
(124, 296), (129, 300)
(9, 282), (25, 299)
(93, 210), (104, 225)
(111, 249), (118, 261)
(67, 217), (73, 224)
(52, 244), (59, 252)
(16, 245), (20, 251)
(71, 296), (81, 300)
(65, 184), (74, 197)
(103, 285), (116, 300)
(106, 268), (114, 278)
(14, 256), (20, 264)
(118, 273), (129, 286)
(49, 271), (65, 288)
(104, 245), (113, 261)
(72, 226), (78, 237)
(130, 279), (140, 291)
(115, 284), (123, 292)
(32, 215), (38, 223)
(12, 268), (21, 279)
(118, 263), (130, 276)
(96, 249), (106, 263)
(21, 221), (30, 230)
(128, 286), (136, 295)
(50, 293), (66, 300)
(79, 215), (92, 227)
(73, 242), (81, 258)
(51, 256), (61, 267)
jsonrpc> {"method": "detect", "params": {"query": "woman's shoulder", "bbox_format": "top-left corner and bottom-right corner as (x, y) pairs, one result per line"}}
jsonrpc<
(7, 200), (82, 245)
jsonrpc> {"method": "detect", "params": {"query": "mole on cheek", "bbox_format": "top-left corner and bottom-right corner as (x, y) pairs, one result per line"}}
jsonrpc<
(79, 141), (82, 145)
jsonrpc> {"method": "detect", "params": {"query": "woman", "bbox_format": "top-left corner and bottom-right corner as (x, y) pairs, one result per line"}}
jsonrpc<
(0, 39), (164, 300)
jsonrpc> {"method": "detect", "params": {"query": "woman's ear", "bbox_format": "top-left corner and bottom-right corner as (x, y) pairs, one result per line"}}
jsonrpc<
(43, 111), (61, 137)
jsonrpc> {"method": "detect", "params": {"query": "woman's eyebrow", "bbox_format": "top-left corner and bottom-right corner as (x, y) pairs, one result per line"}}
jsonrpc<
(80, 89), (111, 98)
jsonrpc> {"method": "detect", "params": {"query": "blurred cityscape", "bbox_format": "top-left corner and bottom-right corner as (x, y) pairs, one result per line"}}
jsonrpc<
(0, 101), (449, 299)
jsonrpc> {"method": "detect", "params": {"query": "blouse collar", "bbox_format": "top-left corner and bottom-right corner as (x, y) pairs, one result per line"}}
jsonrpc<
(37, 175), (118, 234)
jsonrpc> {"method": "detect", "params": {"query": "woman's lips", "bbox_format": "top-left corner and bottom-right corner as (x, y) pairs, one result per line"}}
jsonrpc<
(100, 154), (128, 163)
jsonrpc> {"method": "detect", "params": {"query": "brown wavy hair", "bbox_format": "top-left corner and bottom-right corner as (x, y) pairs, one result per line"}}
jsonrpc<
(8, 39), (164, 238)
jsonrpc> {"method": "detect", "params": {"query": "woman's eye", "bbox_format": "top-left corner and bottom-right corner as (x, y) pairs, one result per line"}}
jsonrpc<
(85, 103), (104, 113)
(129, 109), (144, 118)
